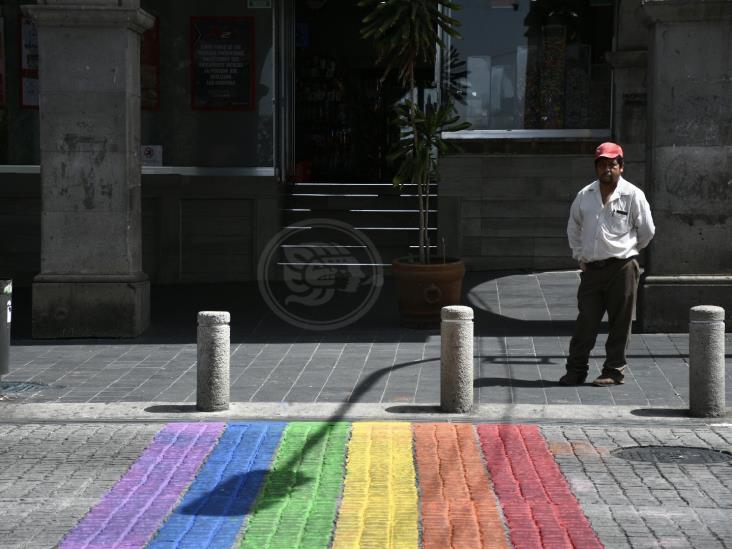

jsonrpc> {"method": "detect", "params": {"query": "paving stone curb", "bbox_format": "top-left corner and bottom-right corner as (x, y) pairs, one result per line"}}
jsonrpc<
(1, 401), (729, 423)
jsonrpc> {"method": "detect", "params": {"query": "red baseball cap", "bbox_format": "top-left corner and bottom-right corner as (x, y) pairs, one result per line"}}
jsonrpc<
(595, 142), (624, 160)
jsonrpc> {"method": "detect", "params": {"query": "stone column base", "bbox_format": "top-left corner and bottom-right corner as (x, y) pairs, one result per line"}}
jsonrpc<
(32, 275), (150, 338)
(639, 276), (732, 332)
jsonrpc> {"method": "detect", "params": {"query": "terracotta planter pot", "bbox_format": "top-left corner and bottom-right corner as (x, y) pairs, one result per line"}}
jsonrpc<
(392, 257), (466, 326)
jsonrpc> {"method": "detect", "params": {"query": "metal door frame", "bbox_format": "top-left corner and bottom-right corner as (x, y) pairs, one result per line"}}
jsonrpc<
(274, 0), (295, 185)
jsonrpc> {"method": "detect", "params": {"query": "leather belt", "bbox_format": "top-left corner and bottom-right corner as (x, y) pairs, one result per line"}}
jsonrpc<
(586, 256), (636, 270)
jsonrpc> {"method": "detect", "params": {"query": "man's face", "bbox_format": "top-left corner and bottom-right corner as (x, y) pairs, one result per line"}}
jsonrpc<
(595, 156), (623, 185)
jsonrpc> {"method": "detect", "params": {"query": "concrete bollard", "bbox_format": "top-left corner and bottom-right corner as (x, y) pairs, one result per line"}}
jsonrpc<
(441, 305), (474, 413)
(197, 311), (230, 412)
(689, 305), (726, 418)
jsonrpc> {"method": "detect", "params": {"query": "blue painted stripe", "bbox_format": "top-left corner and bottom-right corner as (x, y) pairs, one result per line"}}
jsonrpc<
(147, 422), (286, 549)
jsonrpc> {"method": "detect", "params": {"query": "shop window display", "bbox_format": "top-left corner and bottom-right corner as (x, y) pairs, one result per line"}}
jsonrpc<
(447, 0), (613, 131)
(139, 0), (274, 168)
(0, 0), (275, 168)
(0, 1), (41, 165)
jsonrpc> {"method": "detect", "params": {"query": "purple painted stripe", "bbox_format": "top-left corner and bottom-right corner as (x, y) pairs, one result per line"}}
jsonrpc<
(59, 422), (225, 549)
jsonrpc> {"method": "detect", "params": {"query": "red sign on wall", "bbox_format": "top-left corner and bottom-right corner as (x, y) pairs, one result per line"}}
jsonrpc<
(19, 17), (39, 109)
(141, 17), (160, 111)
(190, 16), (256, 111)
(0, 17), (6, 106)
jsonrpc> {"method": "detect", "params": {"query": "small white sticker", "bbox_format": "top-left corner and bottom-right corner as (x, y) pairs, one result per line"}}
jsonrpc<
(6, 300), (10, 324)
(141, 145), (163, 166)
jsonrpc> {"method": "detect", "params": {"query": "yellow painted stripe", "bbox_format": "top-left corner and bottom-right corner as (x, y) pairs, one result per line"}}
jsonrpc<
(332, 422), (419, 549)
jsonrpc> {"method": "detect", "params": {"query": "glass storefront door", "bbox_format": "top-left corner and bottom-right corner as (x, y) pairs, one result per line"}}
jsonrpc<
(276, 1), (430, 265)
(288, 1), (400, 183)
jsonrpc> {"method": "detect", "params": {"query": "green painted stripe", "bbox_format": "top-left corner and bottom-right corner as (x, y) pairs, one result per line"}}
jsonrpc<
(238, 422), (349, 549)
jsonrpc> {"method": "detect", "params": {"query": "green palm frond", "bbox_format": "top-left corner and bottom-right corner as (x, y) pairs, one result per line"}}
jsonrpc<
(359, 0), (462, 86)
(359, 0), (469, 262)
(389, 99), (469, 187)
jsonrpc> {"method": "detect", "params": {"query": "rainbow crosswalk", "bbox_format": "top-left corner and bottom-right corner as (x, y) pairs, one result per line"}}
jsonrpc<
(58, 422), (603, 549)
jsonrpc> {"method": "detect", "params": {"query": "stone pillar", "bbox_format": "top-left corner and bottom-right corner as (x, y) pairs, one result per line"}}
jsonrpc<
(23, 0), (154, 337)
(689, 306), (726, 418)
(639, 0), (732, 332)
(440, 305), (474, 413)
(197, 311), (231, 412)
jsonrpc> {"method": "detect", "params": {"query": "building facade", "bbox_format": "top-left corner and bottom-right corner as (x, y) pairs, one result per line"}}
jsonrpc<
(0, 0), (729, 336)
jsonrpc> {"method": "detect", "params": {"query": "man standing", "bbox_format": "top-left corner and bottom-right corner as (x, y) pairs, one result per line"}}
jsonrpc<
(559, 142), (655, 387)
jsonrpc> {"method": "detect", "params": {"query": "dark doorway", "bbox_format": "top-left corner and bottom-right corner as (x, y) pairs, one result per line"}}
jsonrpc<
(293, 1), (400, 183)
(279, 1), (437, 267)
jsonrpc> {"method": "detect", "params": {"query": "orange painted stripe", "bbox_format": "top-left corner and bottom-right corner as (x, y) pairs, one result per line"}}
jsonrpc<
(414, 423), (510, 549)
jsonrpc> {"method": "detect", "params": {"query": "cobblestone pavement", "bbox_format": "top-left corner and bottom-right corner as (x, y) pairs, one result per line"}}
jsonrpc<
(1, 420), (731, 548)
(3, 331), (728, 408)
(4, 272), (730, 409)
(544, 424), (732, 549)
(0, 423), (161, 549)
(2, 271), (730, 548)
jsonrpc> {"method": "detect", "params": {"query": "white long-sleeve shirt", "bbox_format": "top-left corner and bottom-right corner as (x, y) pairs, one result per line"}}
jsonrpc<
(567, 176), (655, 263)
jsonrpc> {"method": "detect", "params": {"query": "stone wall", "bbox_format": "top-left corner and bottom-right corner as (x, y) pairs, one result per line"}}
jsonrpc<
(0, 173), (280, 286)
(639, 0), (732, 331)
(439, 149), (651, 272)
(141, 175), (280, 284)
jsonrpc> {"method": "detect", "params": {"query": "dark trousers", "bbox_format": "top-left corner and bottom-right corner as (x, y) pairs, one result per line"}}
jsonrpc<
(566, 257), (640, 379)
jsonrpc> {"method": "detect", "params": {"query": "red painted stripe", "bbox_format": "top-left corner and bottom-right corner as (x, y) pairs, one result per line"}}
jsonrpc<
(477, 424), (603, 549)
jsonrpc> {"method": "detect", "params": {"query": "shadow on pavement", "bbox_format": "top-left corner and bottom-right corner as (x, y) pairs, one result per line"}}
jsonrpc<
(474, 377), (550, 388)
(145, 404), (199, 414)
(9, 270), (594, 344)
(180, 469), (292, 516)
(481, 356), (558, 365)
(385, 405), (442, 414)
(630, 408), (691, 418)
(155, 357), (435, 515)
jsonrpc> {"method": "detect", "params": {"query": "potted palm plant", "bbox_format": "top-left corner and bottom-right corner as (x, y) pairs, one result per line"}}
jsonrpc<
(359, 0), (470, 326)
